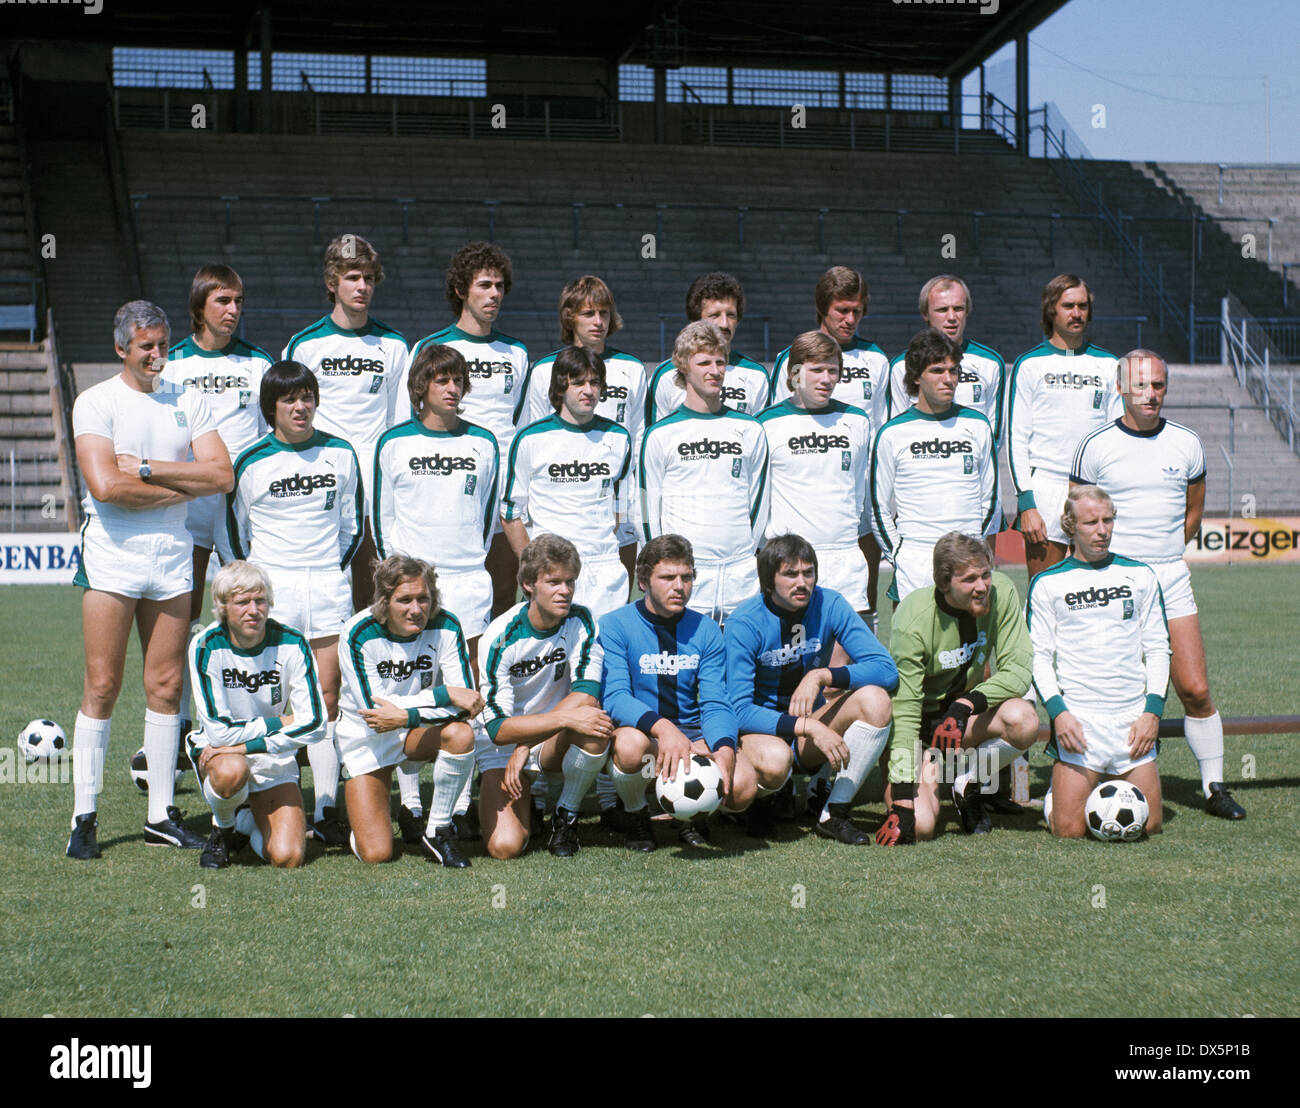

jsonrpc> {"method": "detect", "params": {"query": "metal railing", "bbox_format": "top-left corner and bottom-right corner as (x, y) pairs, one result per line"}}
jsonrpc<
(1219, 295), (1300, 458)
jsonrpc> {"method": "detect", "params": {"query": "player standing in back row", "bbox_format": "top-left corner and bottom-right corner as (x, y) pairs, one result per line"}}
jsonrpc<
(1070, 351), (1244, 820)
(1007, 274), (1120, 581)
(405, 242), (529, 619)
(283, 234), (408, 611)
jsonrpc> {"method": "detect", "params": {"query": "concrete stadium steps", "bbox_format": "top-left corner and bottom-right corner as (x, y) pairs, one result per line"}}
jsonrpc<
(28, 140), (134, 363)
(0, 344), (66, 532)
(0, 124), (40, 315)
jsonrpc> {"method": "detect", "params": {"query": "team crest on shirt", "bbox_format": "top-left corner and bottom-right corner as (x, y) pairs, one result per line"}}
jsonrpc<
(1123, 598), (1134, 620)
(464, 474), (477, 495)
(841, 451), (852, 471)
(615, 402), (626, 422)
(173, 411), (188, 427)
(324, 490), (336, 511)
(270, 684), (282, 705)
(420, 670), (434, 689)
(730, 458), (742, 478)
(1092, 390), (1103, 409)
(368, 375), (383, 394)
(503, 374), (514, 394)
(239, 390), (251, 408)
(962, 455), (974, 474)
(971, 384), (983, 402)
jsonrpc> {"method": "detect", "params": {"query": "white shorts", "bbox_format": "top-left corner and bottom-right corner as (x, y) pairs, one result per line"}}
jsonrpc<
(336, 722), (407, 778)
(185, 493), (234, 561)
(187, 731), (299, 795)
(354, 444), (376, 518)
(1150, 559), (1196, 620)
(575, 553), (630, 621)
(1026, 470), (1070, 545)
(74, 518), (192, 601)
(817, 543), (869, 612)
(476, 731), (548, 775)
(887, 537), (935, 604)
(1050, 699), (1156, 776)
(264, 565), (353, 641)
(688, 553), (759, 625)
(437, 565), (492, 639)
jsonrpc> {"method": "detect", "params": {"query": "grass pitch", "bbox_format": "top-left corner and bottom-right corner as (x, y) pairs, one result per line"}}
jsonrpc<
(2, 566), (1297, 1018)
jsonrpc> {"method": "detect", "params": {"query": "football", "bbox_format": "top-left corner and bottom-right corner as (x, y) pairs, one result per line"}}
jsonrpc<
(1085, 781), (1150, 842)
(654, 753), (725, 822)
(129, 746), (189, 792)
(16, 719), (67, 763)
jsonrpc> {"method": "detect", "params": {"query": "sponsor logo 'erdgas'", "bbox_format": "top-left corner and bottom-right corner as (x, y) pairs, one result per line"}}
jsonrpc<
(269, 472), (337, 497)
(909, 438), (973, 458)
(319, 355), (385, 376)
(376, 655), (434, 680)
(222, 666), (281, 692)
(182, 373), (250, 394)
(639, 651), (700, 676)
(409, 454), (475, 476)
(938, 632), (987, 670)
(548, 460), (611, 482)
(1044, 371), (1103, 389)
(1064, 584), (1132, 609)
(601, 384), (628, 401)
(788, 432), (850, 455)
(466, 357), (512, 379)
(677, 438), (743, 460)
(510, 647), (567, 677)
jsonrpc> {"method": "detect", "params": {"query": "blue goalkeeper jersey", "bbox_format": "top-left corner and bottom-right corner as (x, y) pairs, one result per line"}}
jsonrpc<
(725, 586), (899, 737)
(598, 599), (738, 751)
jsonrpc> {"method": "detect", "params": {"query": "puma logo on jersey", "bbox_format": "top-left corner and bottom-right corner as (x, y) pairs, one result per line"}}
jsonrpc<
(319, 356), (385, 376)
(465, 357), (512, 379)
(909, 438), (973, 458)
(269, 472), (337, 496)
(376, 655), (434, 679)
(1064, 584), (1132, 609)
(676, 438), (743, 460)
(548, 460), (611, 482)
(222, 666), (281, 691)
(509, 647), (567, 678)
(182, 373), (250, 394)
(1043, 371), (1103, 389)
(787, 432), (851, 455)
(938, 632), (987, 670)
(409, 455), (475, 475)
(638, 651), (700, 676)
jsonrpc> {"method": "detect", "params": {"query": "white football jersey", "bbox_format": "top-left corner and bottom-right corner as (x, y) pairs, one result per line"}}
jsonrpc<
(1007, 341), (1122, 512)
(189, 617), (325, 753)
(1071, 418), (1206, 563)
(502, 414), (632, 561)
(282, 316), (409, 453)
(1027, 553), (1169, 716)
(518, 347), (647, 445)
(227, 431), (363, 571)
(404, 325), (530, 484)
(645, 350), (770, 426)
(870, 405), (998, 556)
(886, 338), (1006, 441)
(480, 600), (603, 742)
(72, 375), (218, 537)
(161, 335), (271, 461)
(372, 418), (499, 570)
(770, 336), (890, 430)
(337, 606), (475, 747)
(638, 407), (769, 562)
(757, 399), (872, 547)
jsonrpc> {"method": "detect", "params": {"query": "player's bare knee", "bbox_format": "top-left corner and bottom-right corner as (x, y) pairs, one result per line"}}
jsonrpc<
(1180, 689), (1214, 717)
(441, 721), (474, 756)
(269, 839), (305, 868)
(355, 834), (393, 864)
(1006, 700), (1041, 747)
(851, 685), (892, 727)
(577, 734), (610, 757)
(613, 730), (650, 773)
(486, 829), (527, 860)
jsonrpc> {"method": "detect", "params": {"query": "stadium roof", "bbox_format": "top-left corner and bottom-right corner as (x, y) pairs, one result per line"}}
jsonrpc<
(12, 0), (1070, 77)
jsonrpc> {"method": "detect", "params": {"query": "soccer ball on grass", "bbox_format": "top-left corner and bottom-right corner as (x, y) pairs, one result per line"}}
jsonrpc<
(1084, 780), (1149, 842)
(16, 719), (67, 762)
(129, 746), (189, 792)
(654, 754), (724, 822)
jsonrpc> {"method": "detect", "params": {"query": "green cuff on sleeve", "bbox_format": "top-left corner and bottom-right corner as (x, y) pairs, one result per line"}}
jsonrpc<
(262, 716), (282, 735)
(244, 737), (268, 755)
(1045, 695), (1068, 720)
(572, 679), (601, 698)
(433, 685), (452, 707)
(406, 707), (421, 729)
(1144, 694), (1166, 717)
(1017, 489), (1037, 513)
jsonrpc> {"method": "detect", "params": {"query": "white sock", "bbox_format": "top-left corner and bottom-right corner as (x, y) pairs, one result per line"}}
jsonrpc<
(595, 769), (619, 811)
(609, 760), (650, 813)
(236, 806), (265, 860)
(396, 761), (423, 816)
(308, 724), (340, 820)
(452, 770), (473, 817)
(558, 745), (606, 815)
(824, 720), (891, 817)
(1183, 712), (1224, 796)
(427, 749), (476, 831)
(72, 711), (110, 818)
(1043, 785), (1054, 827)
(143, 709), (182, 823)
(958, 738), (1020, 797)
(202, 775), (248, 828)
(530, 769), (551, 813)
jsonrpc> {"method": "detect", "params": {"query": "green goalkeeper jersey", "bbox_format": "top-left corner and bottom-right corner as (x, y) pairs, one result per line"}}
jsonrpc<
(887, 571), (1033, 784)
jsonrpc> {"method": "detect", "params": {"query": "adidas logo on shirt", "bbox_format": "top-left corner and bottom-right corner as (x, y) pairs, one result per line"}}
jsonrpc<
(269, 473), (337, 496)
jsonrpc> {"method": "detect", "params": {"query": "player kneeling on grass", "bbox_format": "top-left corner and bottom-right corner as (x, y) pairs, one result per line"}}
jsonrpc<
(599, 534), (741, 851)
(337, 556), (482, 866)
(188, 561), (326, 869)
(478, 534), (611, 859)
(877, 532), (1039, 845)
(725, 534), (898, 844)
(1028, 485), (1168, 838)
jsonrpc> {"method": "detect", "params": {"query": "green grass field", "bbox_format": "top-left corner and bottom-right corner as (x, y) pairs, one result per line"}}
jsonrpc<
(2, 566), (1297, 1018)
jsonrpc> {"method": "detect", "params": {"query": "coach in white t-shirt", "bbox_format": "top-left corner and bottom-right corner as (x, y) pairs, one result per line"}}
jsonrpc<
(67, 301), (234, 860)
(1070, 351), (1245, 821)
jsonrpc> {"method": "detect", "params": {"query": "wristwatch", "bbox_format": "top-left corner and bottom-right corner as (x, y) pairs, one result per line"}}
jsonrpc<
(138, 459), (152, 481)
